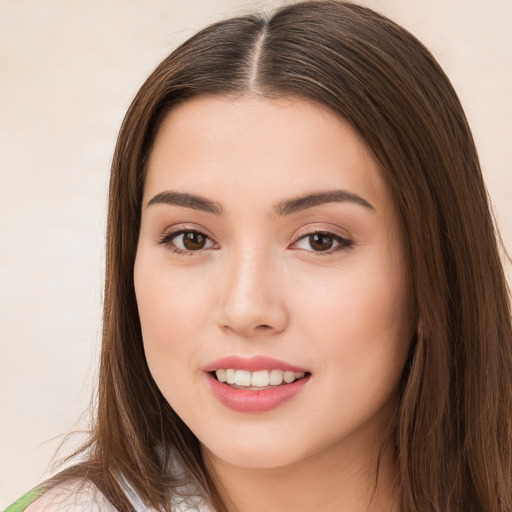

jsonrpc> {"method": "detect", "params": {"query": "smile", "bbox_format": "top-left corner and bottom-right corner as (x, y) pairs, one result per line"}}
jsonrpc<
(215, 369), (306, 388)
(205, 356), (311, 413)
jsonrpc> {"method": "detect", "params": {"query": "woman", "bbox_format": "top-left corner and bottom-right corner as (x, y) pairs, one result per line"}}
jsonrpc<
(8, 1), (511, 511)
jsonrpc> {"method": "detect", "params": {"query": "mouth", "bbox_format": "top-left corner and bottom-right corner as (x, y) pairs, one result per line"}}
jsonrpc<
(204, 356), (311, 413)
(211, 368), (310, 389)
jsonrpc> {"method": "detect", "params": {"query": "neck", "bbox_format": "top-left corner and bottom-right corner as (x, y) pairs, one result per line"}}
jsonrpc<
(202, 427), (402, 512)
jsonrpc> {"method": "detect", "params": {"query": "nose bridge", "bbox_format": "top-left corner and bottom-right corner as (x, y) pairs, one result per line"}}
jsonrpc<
(217, 244), (287, 336)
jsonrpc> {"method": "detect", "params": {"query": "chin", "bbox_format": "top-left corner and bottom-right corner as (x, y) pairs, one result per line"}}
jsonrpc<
(204, 441), (304, 470)
(199, 422), (338, 472)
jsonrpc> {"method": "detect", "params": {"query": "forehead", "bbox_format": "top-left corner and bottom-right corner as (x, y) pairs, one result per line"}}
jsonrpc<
(144, 95), (390, 215)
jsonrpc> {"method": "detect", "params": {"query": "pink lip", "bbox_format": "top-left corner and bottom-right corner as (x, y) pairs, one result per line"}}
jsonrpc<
(203, 355), (308, 373)
(206, 373), (310, 413)
(203, 356), (311, 413)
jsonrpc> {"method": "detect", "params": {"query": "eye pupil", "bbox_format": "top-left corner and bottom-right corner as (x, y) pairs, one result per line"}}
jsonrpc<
(183, 232), (206, 250)
(309, 233), (333, 251)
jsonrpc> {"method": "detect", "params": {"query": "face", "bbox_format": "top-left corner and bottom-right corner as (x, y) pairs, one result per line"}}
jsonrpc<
(134, 95), (411, 470)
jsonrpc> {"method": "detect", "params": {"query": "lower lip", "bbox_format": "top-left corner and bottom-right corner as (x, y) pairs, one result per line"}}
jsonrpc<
(206, 373), (310, 413)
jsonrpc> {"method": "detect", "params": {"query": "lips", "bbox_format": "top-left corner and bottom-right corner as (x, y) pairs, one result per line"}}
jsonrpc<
(204, 355), (308, 373)
(203, 356), (311, 413)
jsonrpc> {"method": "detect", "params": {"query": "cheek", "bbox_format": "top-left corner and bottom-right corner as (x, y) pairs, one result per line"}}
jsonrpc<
(295, 253), (411, 383)
(134, 259), (211, 422)
(134, 253), (212, 348)
(288, 261), (411, 442)
(133, 252), (214, 404)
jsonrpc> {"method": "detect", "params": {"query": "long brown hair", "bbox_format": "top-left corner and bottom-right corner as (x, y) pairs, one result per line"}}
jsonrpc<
(51, 2), (512, 510)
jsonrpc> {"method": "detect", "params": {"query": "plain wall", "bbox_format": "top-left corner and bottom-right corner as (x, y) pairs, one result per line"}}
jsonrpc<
(1, 0), (511, 506)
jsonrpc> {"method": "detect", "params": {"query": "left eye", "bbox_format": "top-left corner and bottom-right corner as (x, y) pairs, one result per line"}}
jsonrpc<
(160, 230), (216, 252)
(293, 232), (352, 253)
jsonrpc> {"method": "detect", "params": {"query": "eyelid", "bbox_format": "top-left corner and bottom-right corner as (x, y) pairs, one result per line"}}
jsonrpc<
(157, 224), (219, 254)
(157, 223), (217, 241)
(155, 223), (353, 255)
(291, 223), (351, 243)
(289, 225), (353, 254)
(293, 222), (351, 239)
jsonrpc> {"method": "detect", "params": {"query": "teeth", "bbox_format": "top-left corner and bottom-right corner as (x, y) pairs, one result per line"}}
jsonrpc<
(214, 369), (306, 388)
(283, 371), (295, 383)
(234, 370), (251, 387)
(251, 370), (269, 387)
(269, 369), (283, 385)
(216, 369), (227, 383)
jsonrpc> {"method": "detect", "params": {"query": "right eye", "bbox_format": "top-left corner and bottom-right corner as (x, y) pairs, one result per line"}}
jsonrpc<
(158, 229), (217, 254)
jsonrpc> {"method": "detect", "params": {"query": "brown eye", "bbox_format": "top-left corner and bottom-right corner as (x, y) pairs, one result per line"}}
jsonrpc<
(309, 233), (334, 251)
(159, 229), (216, 253)
(293, 231), (352, 254)
(183, 231), (207, 250)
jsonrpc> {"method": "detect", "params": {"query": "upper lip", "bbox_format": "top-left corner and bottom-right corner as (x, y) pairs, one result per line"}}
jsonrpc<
(203, 355), (309, 373)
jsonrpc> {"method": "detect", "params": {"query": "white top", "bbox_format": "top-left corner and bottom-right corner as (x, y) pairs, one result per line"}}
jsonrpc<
(25, 471), (212, 512)
(117, 471), (211, 512)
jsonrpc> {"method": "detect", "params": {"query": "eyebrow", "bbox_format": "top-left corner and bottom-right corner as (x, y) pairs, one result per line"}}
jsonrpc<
(273, 190), (374, 215)
(146, 189), (374, 216)
(147, 191), (223, 215)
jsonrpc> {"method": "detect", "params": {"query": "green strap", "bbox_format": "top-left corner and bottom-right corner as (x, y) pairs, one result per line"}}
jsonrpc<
(3, 486), (47, 512)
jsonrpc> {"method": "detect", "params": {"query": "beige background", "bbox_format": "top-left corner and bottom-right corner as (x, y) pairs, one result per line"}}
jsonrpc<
(1, 0), (511, 506)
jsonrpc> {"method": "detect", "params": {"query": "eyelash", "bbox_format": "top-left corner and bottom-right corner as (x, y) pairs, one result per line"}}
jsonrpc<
(157, 228), (353, 256)
(157, 229), (218, 256)
(291, 230), (353, 254)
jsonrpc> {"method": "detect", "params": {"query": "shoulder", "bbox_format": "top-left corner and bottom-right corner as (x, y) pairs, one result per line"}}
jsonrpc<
(5, 467), (213, 512)
(10, 481), (117, 512)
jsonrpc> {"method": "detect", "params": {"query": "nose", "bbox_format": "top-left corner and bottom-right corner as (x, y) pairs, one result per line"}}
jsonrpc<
(215, 248), (289, 338)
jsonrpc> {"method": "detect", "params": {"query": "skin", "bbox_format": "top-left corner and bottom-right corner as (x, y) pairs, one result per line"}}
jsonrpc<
(134, 95), (411, 511)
